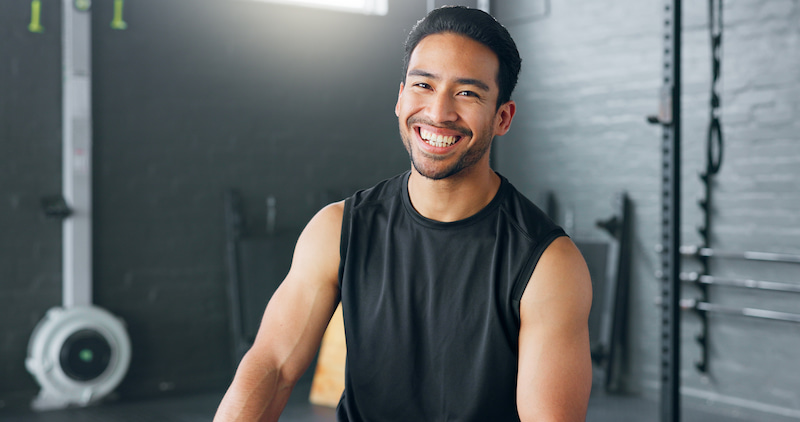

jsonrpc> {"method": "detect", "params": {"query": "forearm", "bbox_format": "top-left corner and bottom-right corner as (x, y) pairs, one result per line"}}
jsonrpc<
(213, 355), (296, 422)
(215, 203), (343, 421)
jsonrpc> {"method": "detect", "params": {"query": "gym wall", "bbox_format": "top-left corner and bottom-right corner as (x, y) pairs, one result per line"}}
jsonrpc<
(1, 0), (64, 410)
(495, 0), (800, 420)
(3, 0), (798, 418)
(0, 0), (422, 409)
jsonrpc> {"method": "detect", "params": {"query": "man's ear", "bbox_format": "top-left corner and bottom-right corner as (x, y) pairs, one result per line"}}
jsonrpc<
(395, 82), (405, 117)
(494, 100), (516, 136)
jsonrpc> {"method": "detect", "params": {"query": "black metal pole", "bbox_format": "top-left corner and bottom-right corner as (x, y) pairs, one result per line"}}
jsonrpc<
(660, 0), (682, 420)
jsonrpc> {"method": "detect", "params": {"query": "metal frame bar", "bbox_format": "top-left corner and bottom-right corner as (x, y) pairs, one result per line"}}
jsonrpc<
(681, 246), (800, 264)
(223, 190), (249, 369)
(62, 0), (93, 308)
(681, 299), (800, 324)
(600, 193), (633, 392)
(681, 272), (800, 294)
(658, 0), (682, 420)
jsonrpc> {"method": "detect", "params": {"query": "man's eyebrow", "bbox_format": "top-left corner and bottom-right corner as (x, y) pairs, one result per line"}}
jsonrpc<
(407, 69), (491, 92)
(407, 69), (438, 81)
(455, 78), (491, 92)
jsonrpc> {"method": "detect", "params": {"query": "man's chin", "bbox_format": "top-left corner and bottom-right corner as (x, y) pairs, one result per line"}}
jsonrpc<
(411, 160), (464, 181)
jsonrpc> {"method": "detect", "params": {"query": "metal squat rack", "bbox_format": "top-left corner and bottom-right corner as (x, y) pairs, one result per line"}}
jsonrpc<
(650, 2), (800, 421)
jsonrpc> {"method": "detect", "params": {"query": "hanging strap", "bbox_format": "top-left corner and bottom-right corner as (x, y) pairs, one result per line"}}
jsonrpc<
(705, 0), (724, 176)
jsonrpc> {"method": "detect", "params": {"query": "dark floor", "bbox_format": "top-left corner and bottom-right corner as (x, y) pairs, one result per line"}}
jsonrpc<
(0, 381), (761, 422)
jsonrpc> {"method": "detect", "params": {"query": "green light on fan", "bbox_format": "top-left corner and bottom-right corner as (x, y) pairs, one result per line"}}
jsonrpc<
(79, 349), (94, 362)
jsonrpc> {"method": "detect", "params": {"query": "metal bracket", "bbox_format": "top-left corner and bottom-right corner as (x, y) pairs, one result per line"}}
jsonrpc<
(41, 195), (73, 220)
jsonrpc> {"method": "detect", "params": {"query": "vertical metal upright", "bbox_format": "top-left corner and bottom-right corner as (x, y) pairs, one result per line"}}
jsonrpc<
(659, 0), (682, 421)
(26, 5), (131, 409)
(63, 0), (93, 308)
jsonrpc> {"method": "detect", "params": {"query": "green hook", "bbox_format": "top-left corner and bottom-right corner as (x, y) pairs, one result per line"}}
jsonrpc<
(28, 0), (44, 33)
(110, 0), (128, 30)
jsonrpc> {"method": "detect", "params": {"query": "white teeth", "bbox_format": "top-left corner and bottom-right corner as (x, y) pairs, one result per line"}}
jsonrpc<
(420, 129), (459, 147)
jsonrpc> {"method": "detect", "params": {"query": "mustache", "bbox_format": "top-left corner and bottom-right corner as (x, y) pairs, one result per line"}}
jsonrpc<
(407, 117), (473, 138)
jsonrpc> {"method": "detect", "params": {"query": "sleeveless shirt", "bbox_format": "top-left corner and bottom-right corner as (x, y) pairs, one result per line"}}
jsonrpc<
(336, 171), (566, 422)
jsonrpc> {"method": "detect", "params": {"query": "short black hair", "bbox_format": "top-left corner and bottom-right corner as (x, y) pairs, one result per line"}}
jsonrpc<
(402, 6), (522, 109)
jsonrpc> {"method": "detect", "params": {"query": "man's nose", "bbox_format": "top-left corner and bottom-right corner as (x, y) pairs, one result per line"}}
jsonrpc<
(426, 93), (458, 123)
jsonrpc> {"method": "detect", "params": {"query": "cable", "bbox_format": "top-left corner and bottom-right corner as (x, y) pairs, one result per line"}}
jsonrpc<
(706, 0), (724, 176)
(693, 0), (725, 374)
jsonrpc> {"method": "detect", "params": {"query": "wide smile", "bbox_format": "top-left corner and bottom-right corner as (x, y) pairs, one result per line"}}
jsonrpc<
(416, 127), (463, 149)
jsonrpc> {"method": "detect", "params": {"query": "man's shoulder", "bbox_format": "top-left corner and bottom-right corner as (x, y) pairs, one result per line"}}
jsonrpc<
(497, 175), (564, 242)
(348, 171), (409, 210)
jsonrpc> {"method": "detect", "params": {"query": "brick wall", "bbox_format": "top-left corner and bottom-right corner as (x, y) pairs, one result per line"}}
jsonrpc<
(495, 0), (800, 419)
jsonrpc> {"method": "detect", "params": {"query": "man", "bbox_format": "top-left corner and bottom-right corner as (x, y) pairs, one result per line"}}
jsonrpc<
(215, 6), (592, 422)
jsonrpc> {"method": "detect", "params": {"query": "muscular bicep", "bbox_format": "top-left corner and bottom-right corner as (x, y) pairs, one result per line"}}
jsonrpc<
(247, 201), (344, 383)
(517, 236), (593, 422)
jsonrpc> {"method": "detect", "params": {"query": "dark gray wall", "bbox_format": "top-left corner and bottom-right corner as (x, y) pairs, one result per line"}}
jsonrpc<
(0, 0), (65, 410)
(1, 0), (425, 409)
(494, 0), (800, 420)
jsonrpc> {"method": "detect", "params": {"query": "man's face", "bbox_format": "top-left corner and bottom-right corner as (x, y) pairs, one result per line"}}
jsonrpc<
(395, 32), (515, 181)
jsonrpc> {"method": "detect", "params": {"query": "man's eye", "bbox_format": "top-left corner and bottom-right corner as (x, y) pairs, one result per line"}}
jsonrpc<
(458, 91), (479, 98)
(414, 83), (431, 89)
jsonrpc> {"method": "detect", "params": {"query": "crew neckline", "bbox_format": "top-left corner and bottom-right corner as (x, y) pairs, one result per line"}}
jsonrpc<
(400, 170), (507, 229)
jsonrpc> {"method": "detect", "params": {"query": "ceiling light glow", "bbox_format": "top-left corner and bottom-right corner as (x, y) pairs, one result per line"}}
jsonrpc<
(249, 0), (387, 16)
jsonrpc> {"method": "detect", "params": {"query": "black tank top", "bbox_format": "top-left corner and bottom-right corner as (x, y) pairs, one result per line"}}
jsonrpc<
(336, 171), (565, 422)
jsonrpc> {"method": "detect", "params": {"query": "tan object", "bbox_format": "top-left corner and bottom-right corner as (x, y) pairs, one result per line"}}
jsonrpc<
(309, 303), (346, 407)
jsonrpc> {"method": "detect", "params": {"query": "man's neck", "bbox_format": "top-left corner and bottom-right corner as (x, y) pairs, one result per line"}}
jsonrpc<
(407, 166), (501, 223)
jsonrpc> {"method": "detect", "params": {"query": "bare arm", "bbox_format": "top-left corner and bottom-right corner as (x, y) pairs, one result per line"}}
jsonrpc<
(517, 236), (593, 422)
(214, 202), (344, 422)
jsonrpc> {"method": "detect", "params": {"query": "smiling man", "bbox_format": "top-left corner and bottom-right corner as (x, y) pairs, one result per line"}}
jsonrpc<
(215, 6), (592, 422)
(399, 34), (509, 183)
